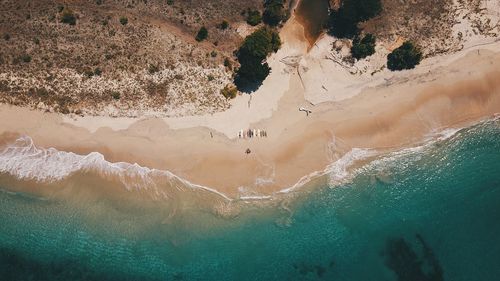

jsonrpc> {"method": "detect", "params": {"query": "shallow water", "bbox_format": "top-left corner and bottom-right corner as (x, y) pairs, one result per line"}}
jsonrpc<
(0, 119), (499, 280)
(296, 0), (330, 45)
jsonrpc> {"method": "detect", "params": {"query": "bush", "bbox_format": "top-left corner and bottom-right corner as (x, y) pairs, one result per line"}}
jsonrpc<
(3, 33), (10, 41)
(234, 27), (281, 91)
(219, 20), (229, 30)
(327, 0), (382, 38)
(94, 68), (102, 76)
(195, 26), (208, 42)
(60, 7), (77, 25)
(20, 54), (32, 63)
(167, 0), (174, 5)
(263, 0), (287, 27)
(220, 85), (238, 99)
(387, 41), (422, 71)
(111, 92), (120, 100)
(148, 64), (160, 74)
(119, 16), (128, 25)
(224, 58), (232, 69)
(246, 10), (262, 26)
(351, 33), (376, 60)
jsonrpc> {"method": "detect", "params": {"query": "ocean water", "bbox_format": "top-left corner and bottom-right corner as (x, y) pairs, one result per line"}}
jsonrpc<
(0, 119), (499, 281)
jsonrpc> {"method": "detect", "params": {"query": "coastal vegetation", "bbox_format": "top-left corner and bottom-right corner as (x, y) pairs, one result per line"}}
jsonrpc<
(263, 0), (288, 27)
(327, 0), (382, 38)
(351, 33), (376, 60)
(195, 26), (208, 41)
(60, 7), (76, 26)
(234, 27), (281, 91)
(387, 41), (422, 71)
(220, 85), (238, 99)
(119, 16), (128, 26)
(246, 10), (262, 26)
(219, 20), (229, 30)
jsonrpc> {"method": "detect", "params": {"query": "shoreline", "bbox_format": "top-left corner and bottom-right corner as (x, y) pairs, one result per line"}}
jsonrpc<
(1, 15), (500, 199)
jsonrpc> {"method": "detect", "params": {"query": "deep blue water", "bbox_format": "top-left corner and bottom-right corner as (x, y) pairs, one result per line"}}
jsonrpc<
(0, 119), (499, 281)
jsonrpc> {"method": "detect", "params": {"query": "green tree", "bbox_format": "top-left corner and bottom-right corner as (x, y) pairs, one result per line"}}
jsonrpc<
(235, 27), (281, 91)
(195, 26), (208, 42)
(387, 41), (422, 71)
(119, 16), (128, 25)
(220, 85), (238, 99)
(60, 7), (77, 25)
(246, 10), (262, 26)
(219, 20), (229, 30)
(263, 0), (286, 27)
(351, 33), (376, 60)
(327, 0), (382, 38)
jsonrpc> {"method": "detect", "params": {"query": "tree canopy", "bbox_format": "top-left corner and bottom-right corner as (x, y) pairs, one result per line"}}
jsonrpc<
(195, 26), (208, 42)
(351, 33), (376, 60)
(246, 10), (262, 26)
(235, 27), (281, 91)
(328, 0), (382, 38)
(263, 0), (287, 27)
(60, 7), (77, 26)
(387, 41), (422, 71)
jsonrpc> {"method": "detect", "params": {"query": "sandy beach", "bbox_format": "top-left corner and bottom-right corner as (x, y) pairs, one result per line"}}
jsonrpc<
(1, 11), (500, 199)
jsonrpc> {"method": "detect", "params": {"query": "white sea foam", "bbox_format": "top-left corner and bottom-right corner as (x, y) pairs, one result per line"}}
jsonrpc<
(277, 148), (377, 194)
(0, 118), (493, 202)
(0, 136), (231, 201)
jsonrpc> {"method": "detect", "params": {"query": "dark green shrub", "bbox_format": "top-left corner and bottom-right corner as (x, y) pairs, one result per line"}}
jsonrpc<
(220, 85), (238, 99)
(148, 64), (160, 74)
(235, 27), (281, 91)
(224, 58), (232, 69)
(195, 26), (208, 41)
(3, 33), (10, 41)
(94, 68), (102, 76)
(60, 8), (77, 25)
(387, 41), (422, 71)
(327, 0), (382, 38)
(21, 54), (32, 63)
(119, 16), (128, 25)
(351, 33), (376, 59)
(263, 0), (286, 27)
(167, 0), (174, 5)
(246, 10), (262, 26)
(111, 91), (120, 100)
(219, 20), (229, 30)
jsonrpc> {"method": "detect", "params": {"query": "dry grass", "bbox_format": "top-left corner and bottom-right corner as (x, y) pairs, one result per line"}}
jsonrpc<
(0, 0), (262, 117)
(362, 0), (499, 57)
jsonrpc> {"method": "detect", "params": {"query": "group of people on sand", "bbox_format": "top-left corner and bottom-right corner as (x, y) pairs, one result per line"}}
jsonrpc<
(238, 129), (267, 139)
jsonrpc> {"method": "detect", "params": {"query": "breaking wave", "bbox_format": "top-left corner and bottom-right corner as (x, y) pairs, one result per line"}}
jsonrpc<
(0, 117), (495, 202)
(0, 136), (231, 201)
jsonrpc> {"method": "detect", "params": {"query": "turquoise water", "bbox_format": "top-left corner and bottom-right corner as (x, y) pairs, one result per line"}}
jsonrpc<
(0, 119), (499, 280)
